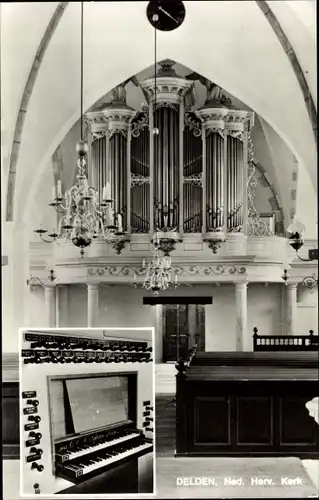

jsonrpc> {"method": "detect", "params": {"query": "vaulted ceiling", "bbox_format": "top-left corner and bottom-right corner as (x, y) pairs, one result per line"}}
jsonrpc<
(1, 1), (317, 234)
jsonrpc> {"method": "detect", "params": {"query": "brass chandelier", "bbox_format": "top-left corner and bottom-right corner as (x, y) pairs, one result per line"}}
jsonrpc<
(34, 2), (126, 257)
(133, 233), (179, 296)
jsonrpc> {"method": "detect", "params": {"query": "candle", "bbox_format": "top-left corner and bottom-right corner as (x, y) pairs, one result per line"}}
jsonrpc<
(103, 182), (111, 200)
(117, 213), (123, 232)
(175, 274), (178, 284)
(142, 258), (146, 269)
(57, 180), (62, 198)
(133, 272), (137, 283)
(106, 181), (111, 200)
(52, 185), (57, 200)
(107, 205), (113, 226)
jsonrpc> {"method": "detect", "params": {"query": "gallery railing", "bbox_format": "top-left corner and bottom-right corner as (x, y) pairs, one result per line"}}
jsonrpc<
(253, 327), (318, 351)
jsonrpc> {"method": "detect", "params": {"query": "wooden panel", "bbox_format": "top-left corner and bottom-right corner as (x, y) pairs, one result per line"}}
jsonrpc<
(176, 355), (319, 457)
(237, 396), (273, 445)
(193, 351), (319, 367)
(194, 396), (230, 445)
(279, 396), (317, 445)
(2, 382), (20, 459)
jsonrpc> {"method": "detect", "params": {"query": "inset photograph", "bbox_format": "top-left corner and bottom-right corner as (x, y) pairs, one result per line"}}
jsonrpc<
(20, 328), (154, 495)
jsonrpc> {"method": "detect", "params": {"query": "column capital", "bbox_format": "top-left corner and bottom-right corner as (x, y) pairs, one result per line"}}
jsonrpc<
(235, 280), (249, 289)
(87, 283), (100, 291)
(286, 282), (298, 290)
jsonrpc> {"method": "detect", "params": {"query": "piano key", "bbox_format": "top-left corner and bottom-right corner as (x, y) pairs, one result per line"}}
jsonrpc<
(79, 442), (153, 476)
(56, 431), (140, 462)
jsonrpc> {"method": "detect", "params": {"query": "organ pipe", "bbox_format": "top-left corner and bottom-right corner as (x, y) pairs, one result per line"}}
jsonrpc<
(154, 106), (179, 231)
(127, 128), (131, 234)
(179, 102), (184, 234)
(205, 133), (223, 231)
(183, 116), (203, 233)
(109, 133), (127, 229)
(202, 129), (207, 233)
(242, 124), (249, 234)
(130, 113), (150, 233)
(223, 130), (228, 235)
(92, 136), (107, 203)
(226, 136), (243, 231)
(149, 103), (154, 234)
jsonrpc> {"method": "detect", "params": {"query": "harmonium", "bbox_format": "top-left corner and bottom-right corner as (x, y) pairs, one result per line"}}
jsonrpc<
(176, 351), (319, 458)
(20, 329), (154, 495)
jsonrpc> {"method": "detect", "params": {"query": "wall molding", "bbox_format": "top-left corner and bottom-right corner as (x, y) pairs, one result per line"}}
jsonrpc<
(256, 1), (317, 145)
(6, 2), (69, 222)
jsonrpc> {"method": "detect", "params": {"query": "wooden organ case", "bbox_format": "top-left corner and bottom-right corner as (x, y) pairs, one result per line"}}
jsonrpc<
(85, 60), (254, 241)
(20, 330), (154, 495)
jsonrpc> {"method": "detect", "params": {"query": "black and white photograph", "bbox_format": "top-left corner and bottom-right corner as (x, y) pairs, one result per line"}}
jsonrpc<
(1, 1), (318, 499)
(20, 328), (154, 495)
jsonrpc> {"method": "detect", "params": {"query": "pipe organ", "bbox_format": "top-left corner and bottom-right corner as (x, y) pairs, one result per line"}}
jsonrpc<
(21, 330), (154, 495)
(85, 61), (254, 241)
(130, 111), (150, 233)
(183, 112), (203, 233)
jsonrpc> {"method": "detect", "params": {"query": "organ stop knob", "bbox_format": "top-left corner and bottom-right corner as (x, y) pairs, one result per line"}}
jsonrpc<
(31, 463), (44, 472)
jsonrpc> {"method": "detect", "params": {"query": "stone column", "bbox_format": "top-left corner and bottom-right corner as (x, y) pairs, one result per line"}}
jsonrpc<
(235, 281), (248, 351)
(45, 286), (56, 327)
(56, 285), (68, 327)
(87, 284), (99, 328)
(286, 283), (297, 335)
(154, 304), (163, 363)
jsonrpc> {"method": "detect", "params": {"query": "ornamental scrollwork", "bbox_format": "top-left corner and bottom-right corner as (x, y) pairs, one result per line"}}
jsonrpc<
(154, 101), (179, 112)
(203, 265), (246, 275)
(225, 113), (247, 123)
(173, 265), (246, 276)
(183, 173), (203, 187)
(184, 112), (202, 137)
(87, 264), (247, 279)
(227, 130), (243, 141)
(206, 128), (225, 139)
(130, 173), (150, 187)
(299, 274), (318, 291)
(247, 131), (273, 237)
(108, 129), (128, 139)
(131, 113), (149, 138)
(85, 115), (109, 125)
(87, 266), (135, 277)
(91, 131), (108, 143)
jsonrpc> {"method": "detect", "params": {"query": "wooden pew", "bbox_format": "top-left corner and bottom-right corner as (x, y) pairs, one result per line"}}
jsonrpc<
(176, 348), (319, 458)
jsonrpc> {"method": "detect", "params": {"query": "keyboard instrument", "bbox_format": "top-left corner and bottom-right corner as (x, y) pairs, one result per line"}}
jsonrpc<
(55, 423), (153, 483)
